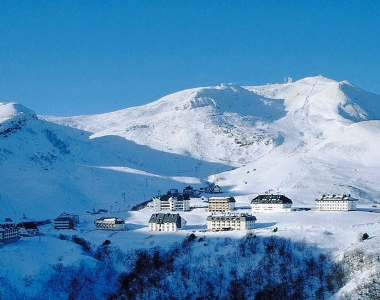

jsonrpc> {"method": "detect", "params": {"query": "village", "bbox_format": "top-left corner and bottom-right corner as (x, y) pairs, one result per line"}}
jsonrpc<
(0, 183), (368, 246)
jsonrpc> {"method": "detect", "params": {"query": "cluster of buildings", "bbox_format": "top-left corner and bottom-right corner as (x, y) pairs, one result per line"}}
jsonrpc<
(147, 192), (360, 232)
(0, 191), (362, 245)
(53, 212), (126, 231)
(0, 218), (45, 245)
(249, 193), (359, 212)
(149, 195), (255, 232)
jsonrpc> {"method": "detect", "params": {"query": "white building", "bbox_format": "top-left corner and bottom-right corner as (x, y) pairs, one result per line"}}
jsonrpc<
(94, 217), (125, 231)
(316, 194), (358, 211)
(54, 213), (79, 229)
(152, 194), (190, 211)
(250, 194), (293, 212)
(208, 196), (236, 212)
(0, 222), (20, 244)
(17, 222), (40, 237)
(148, 213), (187, 232)
(206, 213), (257, 231)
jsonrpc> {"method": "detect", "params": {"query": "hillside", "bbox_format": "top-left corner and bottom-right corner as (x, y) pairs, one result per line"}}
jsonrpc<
(1, 75), (380, 219)
(44, 83), (286, 166)
(0, 103), (229, 220)
(1, 76), (380, 299)
(45, 75), (380, 205)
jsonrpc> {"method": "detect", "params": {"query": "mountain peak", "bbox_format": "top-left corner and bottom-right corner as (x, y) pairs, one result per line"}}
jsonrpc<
(296, 75), (337, 84)
(0, 102), (36, 123)
(0, 102), (37, 137)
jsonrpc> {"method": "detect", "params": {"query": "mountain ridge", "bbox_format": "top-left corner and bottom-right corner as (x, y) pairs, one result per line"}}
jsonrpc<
(1, 75), (380, 220)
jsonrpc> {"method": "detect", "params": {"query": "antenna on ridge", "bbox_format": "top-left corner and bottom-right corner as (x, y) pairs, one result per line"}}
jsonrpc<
(284, 77), (292, 84)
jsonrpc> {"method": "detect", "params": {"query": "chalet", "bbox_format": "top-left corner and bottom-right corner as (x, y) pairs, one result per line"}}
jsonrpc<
(183, 186), (202, 198)
(204, 183), (222, 194)
(94, 217), (125, 231)
(0, 222), (20, 244)
(250, 194), (293, 212)
(211, 184), (222, 193)
(148, 213), (187, 232)
(208, 196), (236, 212)
(316, 194), (358, 211)
(17, 222), (40, 237)
(206, 213), (257, 231)
(58, 213), (79, 224)
(54, 213), (79, 230)
(152, 191), (190, 211)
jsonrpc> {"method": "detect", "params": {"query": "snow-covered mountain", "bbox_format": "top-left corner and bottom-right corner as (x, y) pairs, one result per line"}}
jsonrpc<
(44, 75), (380, 204)
(1, 75), (380, 219)
(45, 82), (286, 166)
(0, 102), (229, 220)
(2, 75), (380, 299)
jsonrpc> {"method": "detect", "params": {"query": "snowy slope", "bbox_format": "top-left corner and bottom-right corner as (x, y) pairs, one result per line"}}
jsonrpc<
(1, 76), (380, 299)
(224, 76), (380, 202)
(2, 75), (380, 219)
(45, 76), (380, 204)
(0, 102), (230, 220)
(45, 83), (286, 166)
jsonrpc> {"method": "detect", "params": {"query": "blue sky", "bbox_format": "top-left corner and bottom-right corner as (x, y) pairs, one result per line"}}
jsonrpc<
(1, 1), (380, 116)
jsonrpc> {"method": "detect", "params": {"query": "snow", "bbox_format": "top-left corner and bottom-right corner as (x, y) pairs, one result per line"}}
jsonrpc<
(1, 75), (380, 298)
(1, 203), (380, 298)
(0, 102), (36, 123)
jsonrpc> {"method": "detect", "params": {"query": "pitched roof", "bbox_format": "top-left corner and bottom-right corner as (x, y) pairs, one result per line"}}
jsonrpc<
(94, 217), (125, 224)
(149, 213), (184, 226)
(158, 193), (190, 201)
(17, 222), (38, 230)
(206, 213), (257, 222)
(0, 223), (17, 231)
(209, 196), (236, 203)
(316, 194), (358, 201)
(251, 194), (293, 204)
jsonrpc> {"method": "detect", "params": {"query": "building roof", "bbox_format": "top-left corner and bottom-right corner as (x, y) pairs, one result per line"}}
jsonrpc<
(17, 222), (38, 230)
(156, 193), (190, 201)
(56, 213), (79, 221)
(94, 217), (125, 224)
(54, 217), (74, 221)
(251, 194), (293, 204)
(316, 194), (358, 202)
(209, 196), (236, 203)
(206, 213), (257, 221)
(149, 213), (184, 225)
(0, 223), (17, 231)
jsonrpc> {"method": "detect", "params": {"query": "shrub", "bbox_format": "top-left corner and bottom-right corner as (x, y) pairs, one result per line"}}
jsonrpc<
(103, 239), (111, 246)
(72, 236), (92, 253)
(361, 233), (370, 241)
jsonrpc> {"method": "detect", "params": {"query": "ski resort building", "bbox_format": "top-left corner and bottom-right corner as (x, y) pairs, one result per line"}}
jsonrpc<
(315, 194), (359, 211)
(206, 213), (257, 231)
(148, 213), (187, 232)
(54, 213), (79, 229)
(54, 217), (75, 229)
(208, 196), (236, 212)
(250, 194), (293, 212)
(94, 217), (125, 231)
(183, 186), (202, 198)
(0, 222), (20, 244)
(202, 183), (222, 194)
(17, 222), (40, 237)
(152, 192), (190, 211)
